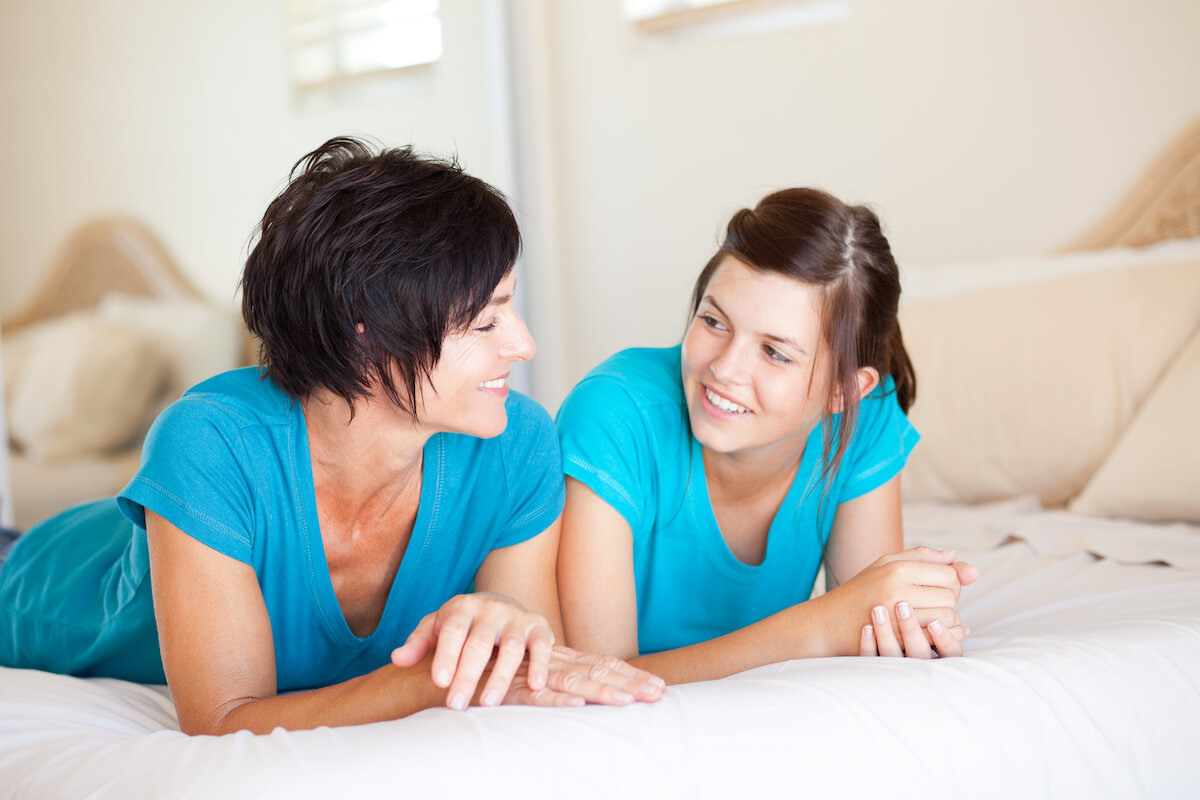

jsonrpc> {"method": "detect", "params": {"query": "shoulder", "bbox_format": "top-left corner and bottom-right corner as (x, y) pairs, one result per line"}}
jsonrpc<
(151, 367), (293, 438)
(559, 346), (684, 425)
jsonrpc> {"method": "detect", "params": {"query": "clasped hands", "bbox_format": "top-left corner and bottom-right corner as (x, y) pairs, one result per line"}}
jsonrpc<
(390, 592), (664, 711)
(830, 546), (978, 659)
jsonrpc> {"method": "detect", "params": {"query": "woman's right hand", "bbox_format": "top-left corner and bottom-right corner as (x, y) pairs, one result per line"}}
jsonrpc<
(818, 546), (975, 655)
(391, 592), (557, 711)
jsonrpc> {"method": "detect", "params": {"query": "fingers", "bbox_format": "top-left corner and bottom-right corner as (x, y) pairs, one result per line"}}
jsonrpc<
(859, 624), (878, 657)
(953, 560), (980, 586)
(477, 630), (529, 708)
(927, 618), (963, 657)
(442, 618), (495, 711)
(870, 605), (904, 657)
(544, 649), (666, 706)
(391, 614), (437, 667)
(525, 626), (554, 692)
(881, 546), (956, 566)
(895, 601), (932, 659)
(913, 606), (961, 632)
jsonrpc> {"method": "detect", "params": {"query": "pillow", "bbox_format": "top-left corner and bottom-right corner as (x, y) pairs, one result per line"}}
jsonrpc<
(1069, 325), (1200, 522)
(95, 293), (244, 398)
(899, 256), (1200, 507)
(3, 312), (170, 460)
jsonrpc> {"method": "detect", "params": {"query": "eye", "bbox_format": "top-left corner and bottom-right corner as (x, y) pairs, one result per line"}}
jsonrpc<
(763, 344), (792, 365)
(699, 314), (727, 332)
(474, 317), (499, 333)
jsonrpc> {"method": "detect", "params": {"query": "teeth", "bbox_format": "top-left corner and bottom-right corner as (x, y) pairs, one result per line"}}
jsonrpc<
(705, 387), (748, 414)
(479, 378), (507, 389)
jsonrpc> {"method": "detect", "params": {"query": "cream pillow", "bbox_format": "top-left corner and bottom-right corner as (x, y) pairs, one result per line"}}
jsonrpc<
(95, 292), (244, 398)
(900, 257), (1200, 507)
(4, 312), (169, 460)
(1069, 326), (1200, 522)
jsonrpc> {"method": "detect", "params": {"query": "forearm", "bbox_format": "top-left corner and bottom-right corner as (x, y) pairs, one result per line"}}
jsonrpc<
(202, 657), (444, 735)
(627, 595), (848, 685)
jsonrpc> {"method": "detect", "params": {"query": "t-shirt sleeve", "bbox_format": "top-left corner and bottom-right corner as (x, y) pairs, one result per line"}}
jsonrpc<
(116, 396), (257, 565)
(837, 380), (920, 503)
(555, 375), (653, 534)
(492, 396), (568, 549)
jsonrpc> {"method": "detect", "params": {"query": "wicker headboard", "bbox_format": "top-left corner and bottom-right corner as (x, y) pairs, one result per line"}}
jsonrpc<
(1063, 116), (1200, 252)
(1, 217), (203, 334)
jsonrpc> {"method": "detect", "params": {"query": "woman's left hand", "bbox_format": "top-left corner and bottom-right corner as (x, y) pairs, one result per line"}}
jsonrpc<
(391, 592), (556, 710)
(500, 645), (665, 708)
(859, 600), (965, 658)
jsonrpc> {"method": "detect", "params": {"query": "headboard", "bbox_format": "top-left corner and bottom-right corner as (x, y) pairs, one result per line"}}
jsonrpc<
(1062, 115), (1200, 252)
(1, 218), (205, 334)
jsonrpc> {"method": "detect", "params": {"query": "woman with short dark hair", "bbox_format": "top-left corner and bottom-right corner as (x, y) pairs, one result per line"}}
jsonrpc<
(0, 137), (663, 734)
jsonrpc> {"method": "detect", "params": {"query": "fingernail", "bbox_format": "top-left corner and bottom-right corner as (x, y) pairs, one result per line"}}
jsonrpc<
(480, 690), (500, 707)
(862, 624), (874, 639)
(649, 676), (666, 689)
(897, 601), (912, 620)
(570, 697), (586, 707)
(871, 606), (887, 624)
(448, 692), (468, 711)
(929, 619), (944, 635)
(614, 691), (635, 704)
(435, 668), (451, 687)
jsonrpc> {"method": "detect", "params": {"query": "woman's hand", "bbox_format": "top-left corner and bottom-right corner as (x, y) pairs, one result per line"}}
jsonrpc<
(818, 546), (975, 655)
(859, 601), (964, 658)
(391, 592), (555, 711)
(500, 645), (665, 708)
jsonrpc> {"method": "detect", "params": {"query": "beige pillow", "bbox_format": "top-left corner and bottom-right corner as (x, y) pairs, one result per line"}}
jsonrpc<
(95, 293), (244, 398)
(1069, 326), (1200, 522)
(4, 312), (169, 460)
(900, 257), (1200, 507)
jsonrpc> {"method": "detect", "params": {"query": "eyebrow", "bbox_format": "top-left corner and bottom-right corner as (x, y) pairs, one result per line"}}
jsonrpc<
(704, 296), (810, 357)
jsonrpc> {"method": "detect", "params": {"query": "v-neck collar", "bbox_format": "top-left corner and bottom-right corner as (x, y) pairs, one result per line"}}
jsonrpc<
(687, 424), (825, 578)
(293, 406), (442, 648)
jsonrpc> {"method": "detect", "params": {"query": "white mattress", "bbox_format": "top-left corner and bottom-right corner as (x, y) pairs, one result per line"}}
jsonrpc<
(2, 500), (1198, 799)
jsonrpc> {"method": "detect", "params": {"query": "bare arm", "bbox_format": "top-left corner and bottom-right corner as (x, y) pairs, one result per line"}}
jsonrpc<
(146, 509), (445, 735)
(559, 477), (968, 685)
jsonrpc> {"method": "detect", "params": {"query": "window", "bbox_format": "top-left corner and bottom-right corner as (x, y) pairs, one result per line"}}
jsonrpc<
(287, 0), (442, 91)
(623, 0), (849, 36)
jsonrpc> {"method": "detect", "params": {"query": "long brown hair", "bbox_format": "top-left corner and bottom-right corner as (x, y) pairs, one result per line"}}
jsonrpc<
(689, 187), (915, 489)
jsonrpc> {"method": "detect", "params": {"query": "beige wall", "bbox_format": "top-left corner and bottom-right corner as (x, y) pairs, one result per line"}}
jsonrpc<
(0, 0), (509, 314)
(537, 0), (1200, 407)
(2, 0), (1199, 412)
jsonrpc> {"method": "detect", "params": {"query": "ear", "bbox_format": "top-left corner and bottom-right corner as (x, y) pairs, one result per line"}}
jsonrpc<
(830, 367), (880, 413)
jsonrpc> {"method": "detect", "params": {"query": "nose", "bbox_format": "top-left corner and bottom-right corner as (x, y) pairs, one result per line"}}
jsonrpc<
(500, 313), (536, 363)
(708, 339), (749, 385)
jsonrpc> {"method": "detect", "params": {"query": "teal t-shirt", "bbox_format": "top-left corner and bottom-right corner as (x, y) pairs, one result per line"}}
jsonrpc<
(556, 345), (918, 655)
(0, 368), (565, 689)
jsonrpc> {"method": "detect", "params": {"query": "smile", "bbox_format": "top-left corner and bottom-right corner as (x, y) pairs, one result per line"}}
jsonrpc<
(704, 387), (749, 414)
(478, 377), (508, 389)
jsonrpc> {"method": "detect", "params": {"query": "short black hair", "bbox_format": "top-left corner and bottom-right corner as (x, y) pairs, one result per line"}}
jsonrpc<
(240, 136), (520, 415)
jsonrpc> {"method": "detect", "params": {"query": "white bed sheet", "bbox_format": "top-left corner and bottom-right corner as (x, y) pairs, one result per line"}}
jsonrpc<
(2, 504), (1198, 799)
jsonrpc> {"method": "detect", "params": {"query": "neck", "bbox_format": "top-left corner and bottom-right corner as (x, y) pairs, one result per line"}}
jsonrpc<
(701, 430), (811, 503)
(303, 389), (429, 515)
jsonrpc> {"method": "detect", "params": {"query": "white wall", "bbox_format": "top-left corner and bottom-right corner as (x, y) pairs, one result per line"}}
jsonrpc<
(0, 0), (509, 314)
(538, 0), (1200, 406)
(2, 0), (1198, 413)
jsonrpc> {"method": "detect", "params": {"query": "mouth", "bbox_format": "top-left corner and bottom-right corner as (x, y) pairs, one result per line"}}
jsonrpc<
(702, 384), (750, 415)
(478, 373), (509, 390)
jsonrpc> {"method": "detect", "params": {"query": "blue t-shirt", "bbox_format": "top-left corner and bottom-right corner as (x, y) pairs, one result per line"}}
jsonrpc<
(556, 345), (918, 655)
(0, 368), (564, 689)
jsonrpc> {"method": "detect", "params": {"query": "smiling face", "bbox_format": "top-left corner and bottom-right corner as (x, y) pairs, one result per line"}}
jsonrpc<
(413, 270), (535, 438)
(681, 255), (835, 461)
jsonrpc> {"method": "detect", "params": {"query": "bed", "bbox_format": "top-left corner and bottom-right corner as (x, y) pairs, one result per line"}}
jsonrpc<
(2, 119), (1199, 797)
